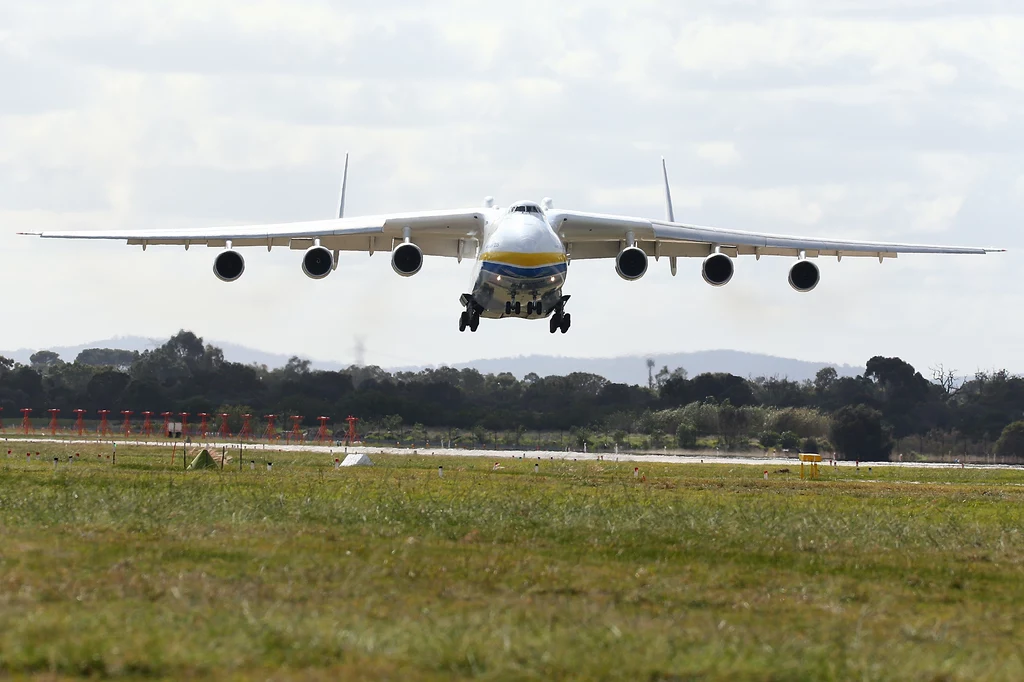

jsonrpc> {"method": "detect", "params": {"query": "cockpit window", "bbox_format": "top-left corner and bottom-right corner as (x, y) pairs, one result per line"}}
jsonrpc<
(510, 203), (542, 214)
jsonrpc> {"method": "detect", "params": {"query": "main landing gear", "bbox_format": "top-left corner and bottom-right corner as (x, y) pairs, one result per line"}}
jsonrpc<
(458, 294), (481, 333)
(459, 309), (480, 333)
(549, 296), (571, 334)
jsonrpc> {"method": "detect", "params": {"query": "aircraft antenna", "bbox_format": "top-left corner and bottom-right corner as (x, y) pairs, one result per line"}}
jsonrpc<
(661, 157), (675, 222)
(337, 152), (349, 219)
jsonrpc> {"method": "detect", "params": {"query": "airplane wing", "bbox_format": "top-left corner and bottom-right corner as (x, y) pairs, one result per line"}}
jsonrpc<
(546, 209), (1001, 261)
(19, 208), (488, 259)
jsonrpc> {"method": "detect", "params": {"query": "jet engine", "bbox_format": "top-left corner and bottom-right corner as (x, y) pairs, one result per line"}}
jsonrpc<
(302, 245), (334, 280)
(213, 249), (245, 282)
(615, 246), (648, 281)
(702, 253), (734, 287)
(391, 242), (423, 277)
(788, 260), (820, 292)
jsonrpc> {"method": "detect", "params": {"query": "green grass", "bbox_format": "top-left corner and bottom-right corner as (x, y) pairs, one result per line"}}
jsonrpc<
(0, 445), (1022, 680)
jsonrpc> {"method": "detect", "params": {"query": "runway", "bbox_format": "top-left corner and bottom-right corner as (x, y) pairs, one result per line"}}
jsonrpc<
(5, 435), (1021, 471)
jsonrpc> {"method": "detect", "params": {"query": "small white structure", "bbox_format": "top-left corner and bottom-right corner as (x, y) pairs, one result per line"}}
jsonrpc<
(340, 453), (373, 467)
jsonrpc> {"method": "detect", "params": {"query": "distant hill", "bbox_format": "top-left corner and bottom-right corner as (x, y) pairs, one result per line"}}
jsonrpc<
(1, 336), (162, 367)
(421, 350), (862, 385)
(3, 337), (860, 385)
(0, 336), (346, 372)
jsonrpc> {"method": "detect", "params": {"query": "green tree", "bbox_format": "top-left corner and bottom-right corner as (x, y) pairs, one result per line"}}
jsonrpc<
(410, 422), (427, 445)
(675, 422), (697, 449)
(830, 405), (893, 462)
(86, 370), (130, 408)
(718, 402), (752, 449)
(381, 415), (403, 440)
(780, 431), (800, 450)
(759, 431), (780, 449)
(571, 426), (590, 450)
(814, 367), (837, 394)
(76, 348), (139, 371)
(284, 357), (312, 376)
(865, 356), (936, 439)
(995, 421), (1024, 458)
(30, 350), (63, 371)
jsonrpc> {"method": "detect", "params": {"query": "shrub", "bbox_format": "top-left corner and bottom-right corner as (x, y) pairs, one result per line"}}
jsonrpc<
(676, 422), (698, 449)
(759, 431), (780, 449)
(780, 431), (801, 450)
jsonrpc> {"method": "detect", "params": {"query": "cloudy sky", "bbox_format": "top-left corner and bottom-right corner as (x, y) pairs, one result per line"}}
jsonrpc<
(1, 0), (1022, 374)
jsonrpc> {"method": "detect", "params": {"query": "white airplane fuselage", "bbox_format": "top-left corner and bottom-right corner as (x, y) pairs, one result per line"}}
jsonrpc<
(469, 207), (568, 319)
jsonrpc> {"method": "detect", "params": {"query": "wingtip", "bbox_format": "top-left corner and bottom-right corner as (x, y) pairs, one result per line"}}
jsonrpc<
(16, 231), (41, 236)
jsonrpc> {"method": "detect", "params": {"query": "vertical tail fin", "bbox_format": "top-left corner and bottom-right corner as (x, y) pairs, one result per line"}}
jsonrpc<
(337, 152), (349, 219)
(661, 157), (675, 223)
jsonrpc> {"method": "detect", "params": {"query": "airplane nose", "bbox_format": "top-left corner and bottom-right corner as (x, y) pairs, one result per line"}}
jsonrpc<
(502, 215), (557, 251)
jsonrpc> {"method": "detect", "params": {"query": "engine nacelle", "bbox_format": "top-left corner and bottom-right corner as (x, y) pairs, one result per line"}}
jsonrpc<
(615, 246), (648, 281)
(391, 242), (423, 277)
(702, 253), (734, 287)
(213, 249), (245, 282)
(788, 260), (820, 292)
(302, 246), (334, 280)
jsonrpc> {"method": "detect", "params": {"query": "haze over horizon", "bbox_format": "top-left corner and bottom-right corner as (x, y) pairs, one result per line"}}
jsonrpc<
(0, 330), (912, 386)
(2, 1), (1022, 375)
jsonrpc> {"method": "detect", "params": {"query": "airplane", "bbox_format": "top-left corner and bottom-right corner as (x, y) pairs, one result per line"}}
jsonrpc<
(20, 156), (1002, 334)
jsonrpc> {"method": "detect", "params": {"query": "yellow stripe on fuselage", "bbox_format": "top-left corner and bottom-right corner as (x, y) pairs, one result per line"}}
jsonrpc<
(478, 251), (567, 267)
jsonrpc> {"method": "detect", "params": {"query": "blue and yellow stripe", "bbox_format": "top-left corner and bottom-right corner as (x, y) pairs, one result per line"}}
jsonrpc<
(478, 251), (567, 279)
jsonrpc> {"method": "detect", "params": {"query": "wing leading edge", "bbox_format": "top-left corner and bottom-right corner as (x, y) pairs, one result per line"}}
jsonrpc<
(547, 209), (1001, 261)
(19, 208), (488, 258)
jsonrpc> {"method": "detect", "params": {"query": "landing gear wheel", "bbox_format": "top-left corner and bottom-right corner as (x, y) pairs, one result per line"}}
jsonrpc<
(459, 311), (468, 332)
(535, 302), (543, 316)
(469, 314), (480, 332)
(549, 314), (560, 334)
(526, 301), (535, 315)
(559, 313), (571, 334)
(505, 301), (512, 316)
(514, 301), (522, 315)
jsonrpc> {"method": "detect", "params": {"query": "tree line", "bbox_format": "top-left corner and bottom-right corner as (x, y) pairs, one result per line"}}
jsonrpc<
(3, 330), (1024, 461)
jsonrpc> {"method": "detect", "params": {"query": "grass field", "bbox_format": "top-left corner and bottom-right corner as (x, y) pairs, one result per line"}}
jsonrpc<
(0, 444), (1022, 680)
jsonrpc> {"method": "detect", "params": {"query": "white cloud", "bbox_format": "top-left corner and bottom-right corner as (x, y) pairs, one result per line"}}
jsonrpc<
(907, 195), (965, 233)
(695, 141), (740, 166)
